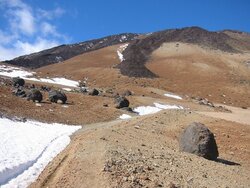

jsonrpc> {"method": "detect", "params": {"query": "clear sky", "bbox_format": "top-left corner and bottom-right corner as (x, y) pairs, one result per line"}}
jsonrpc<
(0, 0), (249, 60)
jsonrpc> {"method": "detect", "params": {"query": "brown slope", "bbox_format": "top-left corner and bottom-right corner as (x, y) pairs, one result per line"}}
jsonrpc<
(118, 26), (250, 78)
(36, 44), (121, 81)
(146, 42), (250, 107)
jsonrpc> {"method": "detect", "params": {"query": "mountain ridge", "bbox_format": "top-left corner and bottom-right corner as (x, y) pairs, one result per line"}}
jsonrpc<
(4, 26), (250, 78)
(4, 33), (139, 69)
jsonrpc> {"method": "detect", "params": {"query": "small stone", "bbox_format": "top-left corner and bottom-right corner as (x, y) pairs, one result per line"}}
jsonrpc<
(187, 177), (193, 183)
(134, 125), (140, 129)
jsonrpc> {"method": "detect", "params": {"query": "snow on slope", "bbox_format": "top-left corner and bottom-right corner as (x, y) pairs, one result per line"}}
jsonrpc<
(27, 77), (79, 87)
(0, 65), (79, 87)
(119, 114), (132, 119)
(134, 102), (183, 116)
(0, 65), (35, 78)
(164, 93), (183, 100)
(117, 44), (129, 62)
(0, 117), (81, 188)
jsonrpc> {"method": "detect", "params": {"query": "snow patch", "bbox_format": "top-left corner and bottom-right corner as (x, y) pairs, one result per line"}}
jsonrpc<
(119, 114), (132, 120)
(0, 117), (81, 188)
(0, 65), (79, 87)
(0, 65), (34, 78)
(117, 44), (129, 62)
(62, 88), (72, 92)
(164, 93), (182, 100)
(134, 103), (184, 116)
(154, 102), (183, 110)
(133, 106), (162, 116)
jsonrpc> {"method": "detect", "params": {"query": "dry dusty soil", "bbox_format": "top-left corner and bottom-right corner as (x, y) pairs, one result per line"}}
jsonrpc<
(1, 75), (250, 188)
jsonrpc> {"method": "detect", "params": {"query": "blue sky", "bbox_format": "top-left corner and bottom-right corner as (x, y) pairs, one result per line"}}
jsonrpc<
(0, 0), (249, 60)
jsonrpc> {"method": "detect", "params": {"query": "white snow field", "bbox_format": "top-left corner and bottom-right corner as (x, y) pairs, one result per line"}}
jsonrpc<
(134, 102), (184, 116)
(0, 117), (81, 188)
(164, 93), (183, 100)
(0, 65), (79, 87)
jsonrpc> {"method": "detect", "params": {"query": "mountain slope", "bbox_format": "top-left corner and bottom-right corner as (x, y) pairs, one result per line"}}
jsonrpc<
(4, 33), (139, 69)
(119, 27), (250, 77)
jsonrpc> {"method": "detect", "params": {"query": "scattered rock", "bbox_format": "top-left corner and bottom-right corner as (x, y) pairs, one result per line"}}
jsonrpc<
(49, 90), (67, 104)
(105, 88), (113, 94)
(80, 87), (88, 93)
(192, 97), (215, 107)
(115, 96), (130, 109)
(134, 125), (140, 129)
(122, 90), (132, 96)
(12, 88), (26, 98)
(88, 88), (99, 96)
(198, 98), (214, 107)
(179, 122), (219, 160)
(40, 85), (51, 91)
(27, 89), (43, 103)
(12, 77), (25, 87)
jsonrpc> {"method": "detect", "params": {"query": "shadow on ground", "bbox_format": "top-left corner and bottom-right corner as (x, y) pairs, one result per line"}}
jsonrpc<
(216, 158), (241, 166)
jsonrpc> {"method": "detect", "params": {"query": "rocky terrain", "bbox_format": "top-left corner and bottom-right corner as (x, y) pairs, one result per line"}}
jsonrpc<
(0, 26), (250, 187)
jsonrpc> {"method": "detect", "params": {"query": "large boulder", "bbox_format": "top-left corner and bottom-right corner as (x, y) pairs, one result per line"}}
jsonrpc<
(88, 88), (99, 96)
(12, 77), (25, 87)
(27, 89), (43, 102)
(49, 90), (67, 104)
(115, 96), (130, 109)
(179, 122), (219, 160)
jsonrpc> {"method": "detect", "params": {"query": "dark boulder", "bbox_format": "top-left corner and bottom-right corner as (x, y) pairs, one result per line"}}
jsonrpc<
(12, 77), (25, 87)
(27, 89), (43, 102)
(88, 88), (99, 96)
(179, 122), (219, 160)
(49, 90), (67, 104)
(115, 97), (130, 109)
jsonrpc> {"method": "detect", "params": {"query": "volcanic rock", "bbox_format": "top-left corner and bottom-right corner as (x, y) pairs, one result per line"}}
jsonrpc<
(49, 90), (67, 104)
(179, 122), (219, 160)
(88, 88), (99, 96)
(115, 97), (130, 109)
(27, 89), (43, 103)
(12, 77), (25, 87)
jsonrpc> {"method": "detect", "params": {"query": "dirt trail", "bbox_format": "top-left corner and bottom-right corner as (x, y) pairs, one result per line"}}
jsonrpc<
(29, 120), (123, 188)
(198, 105), (250, 126)
(30, 109), (250, 188)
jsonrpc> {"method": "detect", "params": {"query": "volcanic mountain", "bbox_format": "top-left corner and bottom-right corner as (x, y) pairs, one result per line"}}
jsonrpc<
(4, 26), (250, 107)
(1, 26), (250, 187)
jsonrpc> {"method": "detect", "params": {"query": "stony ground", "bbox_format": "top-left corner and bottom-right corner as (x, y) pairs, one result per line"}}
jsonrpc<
(29, 110), (250, 188)
(0, 76), (244, 188)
